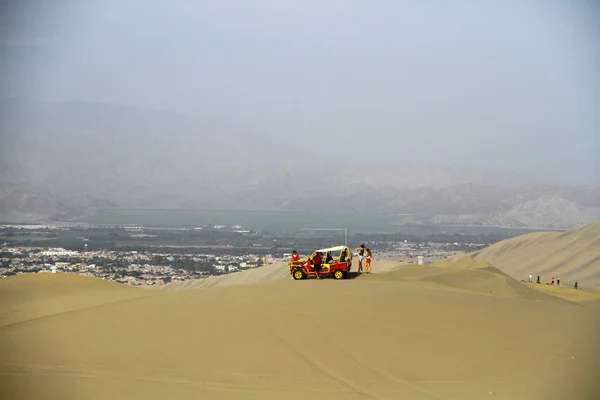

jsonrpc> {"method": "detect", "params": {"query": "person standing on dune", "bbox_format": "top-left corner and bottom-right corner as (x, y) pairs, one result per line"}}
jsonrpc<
(365, 248), (373, 274)
(355, 244), (365, 274)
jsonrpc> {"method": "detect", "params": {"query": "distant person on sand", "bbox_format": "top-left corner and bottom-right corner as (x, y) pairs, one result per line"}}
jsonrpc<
(529, 273), (533, 282)
(365, 248), (373, 274)
(557, 277), (560, 286)
(551, 277), (555, 285)
(537, 275), (540, 284)
(574, 281), (578, 290)
(312, 251), (323, 279)
(355, 244), (366, 273)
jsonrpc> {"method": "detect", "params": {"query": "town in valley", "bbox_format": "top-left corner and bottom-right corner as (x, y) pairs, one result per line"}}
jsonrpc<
(0, 222), (515, 285)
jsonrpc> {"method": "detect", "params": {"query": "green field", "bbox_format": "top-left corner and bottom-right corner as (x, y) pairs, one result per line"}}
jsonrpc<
(81, 209), (551, 236)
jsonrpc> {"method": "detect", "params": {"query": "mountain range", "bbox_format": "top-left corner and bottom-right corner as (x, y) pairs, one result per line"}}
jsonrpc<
(1, 98), (599, 228)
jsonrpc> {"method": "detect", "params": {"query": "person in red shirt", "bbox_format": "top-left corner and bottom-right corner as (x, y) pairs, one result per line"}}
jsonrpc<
(311, 251), (323, 279)
(291, 250), (300, 265)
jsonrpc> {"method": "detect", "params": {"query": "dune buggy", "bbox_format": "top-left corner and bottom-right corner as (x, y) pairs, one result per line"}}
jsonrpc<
(289, 245), (353, 280)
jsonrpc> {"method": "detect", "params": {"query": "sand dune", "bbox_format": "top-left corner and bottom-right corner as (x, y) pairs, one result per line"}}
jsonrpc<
(2, 227), (600, 399)
(0, 273), (156, 327)
(472, 222), (600, 290)
(162, 259), (402, 291)
(2, 262), (600, 399)
(161, 261), (291, 291)
(390, 254), (600, 302)
(368, 260), (594, 303)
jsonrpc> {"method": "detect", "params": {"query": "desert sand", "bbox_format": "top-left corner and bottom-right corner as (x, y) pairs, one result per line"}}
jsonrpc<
(1, 227), (600, 399)
(472, 222), (600, 291)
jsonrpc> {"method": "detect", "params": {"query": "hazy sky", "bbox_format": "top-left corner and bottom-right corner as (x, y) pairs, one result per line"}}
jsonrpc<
(1, 0), (599, 185)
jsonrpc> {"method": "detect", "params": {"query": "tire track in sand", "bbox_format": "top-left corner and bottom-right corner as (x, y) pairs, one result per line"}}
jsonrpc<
(266, 305), (449, 400)
(0, 363), (331, 396)
(264, 306), (385, 400)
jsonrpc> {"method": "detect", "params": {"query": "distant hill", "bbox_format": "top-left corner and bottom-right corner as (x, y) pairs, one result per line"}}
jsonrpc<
(288, 184), (600, 229)
(1, 98), (599, 228)
(0, 183), (115, 223)
(472, 223), (600, 290)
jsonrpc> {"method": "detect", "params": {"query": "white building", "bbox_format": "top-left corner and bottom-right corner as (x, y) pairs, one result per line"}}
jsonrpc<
(55, 262), (70, 268)
(41, 248), (79, 257)
(417, 256), (424, 265)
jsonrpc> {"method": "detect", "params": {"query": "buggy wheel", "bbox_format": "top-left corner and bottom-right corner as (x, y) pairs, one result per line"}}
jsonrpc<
(334, 270), (345, 280)
(292, 269), (306, 280)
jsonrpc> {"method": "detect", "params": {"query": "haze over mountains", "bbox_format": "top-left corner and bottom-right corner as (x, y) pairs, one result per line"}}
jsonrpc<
(1, 1), (599, 229)
(1, 98), (599, 228)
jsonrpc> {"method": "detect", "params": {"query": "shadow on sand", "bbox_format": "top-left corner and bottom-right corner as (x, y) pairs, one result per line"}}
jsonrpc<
(345, 271), (365, 279)
(308, 271), (364, 280)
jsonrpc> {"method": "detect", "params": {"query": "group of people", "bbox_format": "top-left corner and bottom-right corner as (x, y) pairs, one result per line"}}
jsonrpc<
(355, 244), (373, 274)
(289, 243), (373, 279)
(528, 273), (578, 289)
